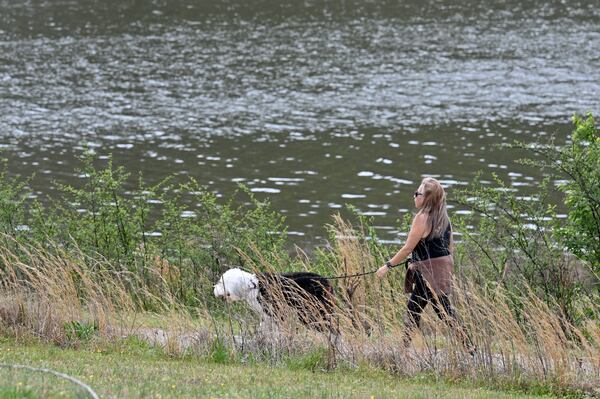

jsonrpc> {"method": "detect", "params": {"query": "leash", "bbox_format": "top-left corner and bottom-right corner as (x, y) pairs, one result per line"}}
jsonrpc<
(322, 259), (411, 280)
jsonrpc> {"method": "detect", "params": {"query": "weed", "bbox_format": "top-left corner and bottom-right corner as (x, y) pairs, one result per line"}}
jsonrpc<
(64, 321), (97, 343)
(285, 348), (329, 372)
(208, 338), (233, 364)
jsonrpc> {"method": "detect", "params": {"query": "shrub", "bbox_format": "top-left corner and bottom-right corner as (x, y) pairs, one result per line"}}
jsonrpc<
(0, 157), (30, 242)
(519, 113), (599, 272)
(0, 151), (289, 308)
(452, 175), (580, 322)
(452, 113), (600, 323)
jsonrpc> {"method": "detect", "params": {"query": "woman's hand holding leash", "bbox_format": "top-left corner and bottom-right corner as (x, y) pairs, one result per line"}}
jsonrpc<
(376, 264), (389, 278)
(376, 259), (410, 278)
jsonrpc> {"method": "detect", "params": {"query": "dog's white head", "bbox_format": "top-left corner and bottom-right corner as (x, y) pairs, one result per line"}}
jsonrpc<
(213, 268), (259, 303)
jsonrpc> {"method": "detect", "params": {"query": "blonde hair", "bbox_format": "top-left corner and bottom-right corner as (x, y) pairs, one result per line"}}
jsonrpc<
(418, 177), (450, 238)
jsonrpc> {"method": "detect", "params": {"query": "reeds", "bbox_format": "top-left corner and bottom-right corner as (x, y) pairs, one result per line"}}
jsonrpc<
(322, 217), (599, 394)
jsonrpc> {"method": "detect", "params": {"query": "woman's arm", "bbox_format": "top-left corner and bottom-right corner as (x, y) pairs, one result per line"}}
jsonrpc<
(376, 213), (429, 278)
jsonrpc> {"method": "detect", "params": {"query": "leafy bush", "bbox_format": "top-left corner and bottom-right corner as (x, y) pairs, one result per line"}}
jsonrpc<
(519, 113), (599, 272)
(452, 175), (580, 321)
(0, 151), (289, 308)
(53, 152), (140, 264)
(0, 157), (30, 241)
(452, 113), (599, 324)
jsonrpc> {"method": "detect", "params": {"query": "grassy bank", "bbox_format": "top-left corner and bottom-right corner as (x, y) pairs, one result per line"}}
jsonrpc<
(0, 232), (597, 398)
(0, 338), (561, 399)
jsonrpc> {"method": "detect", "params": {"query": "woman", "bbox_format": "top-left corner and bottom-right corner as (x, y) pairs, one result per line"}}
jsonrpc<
(376, 177), (473, 352)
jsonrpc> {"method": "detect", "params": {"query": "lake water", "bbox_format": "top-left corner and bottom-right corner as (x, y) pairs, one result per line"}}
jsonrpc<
(1, 0), (599, 246)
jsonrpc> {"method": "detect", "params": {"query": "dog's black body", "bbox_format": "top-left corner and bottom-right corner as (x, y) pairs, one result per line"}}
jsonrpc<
(257, 272), (336, 333)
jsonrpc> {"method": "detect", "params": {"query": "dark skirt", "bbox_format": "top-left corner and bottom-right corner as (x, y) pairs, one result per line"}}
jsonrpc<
(404, 255), (453, 295)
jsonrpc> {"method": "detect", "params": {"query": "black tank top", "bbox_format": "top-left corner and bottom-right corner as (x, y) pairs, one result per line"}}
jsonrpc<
(412, 223), (452, 262)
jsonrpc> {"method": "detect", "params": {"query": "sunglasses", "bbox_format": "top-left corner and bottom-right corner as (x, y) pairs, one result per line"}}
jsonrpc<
(413, 191), (424, 198)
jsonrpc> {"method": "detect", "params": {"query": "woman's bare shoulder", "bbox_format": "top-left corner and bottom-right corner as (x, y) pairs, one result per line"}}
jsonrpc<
(412, 213), (431, 238)
(414, 212), (428, 222)
(413, 212), (428, 224)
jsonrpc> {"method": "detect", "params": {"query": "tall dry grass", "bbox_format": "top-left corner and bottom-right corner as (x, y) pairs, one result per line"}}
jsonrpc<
(207, 216), (599, 395)
(0, 218), (598, 396)
(0, 235), (200, 345)
(320, 216), (600, 394)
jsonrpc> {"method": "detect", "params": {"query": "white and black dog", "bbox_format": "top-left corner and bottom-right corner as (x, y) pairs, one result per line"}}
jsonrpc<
(213, 268), (336, 333)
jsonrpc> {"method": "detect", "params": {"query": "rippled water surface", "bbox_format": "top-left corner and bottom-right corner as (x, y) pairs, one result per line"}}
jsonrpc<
(1, 0), (599, 245)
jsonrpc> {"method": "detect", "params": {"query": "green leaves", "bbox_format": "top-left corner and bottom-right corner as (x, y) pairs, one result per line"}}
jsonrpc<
(451, 113), (599, 324)
(558, 114), (600, 269)
(515, 113), (599, 270)
(571, 113), (597, 144)
(0, 151), (289, 308)
(64, 320), (97, 343)
(0, 157), (32, 239)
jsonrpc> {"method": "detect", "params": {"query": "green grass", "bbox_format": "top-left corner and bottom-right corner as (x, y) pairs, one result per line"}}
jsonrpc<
(0, 338), (563, 399)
